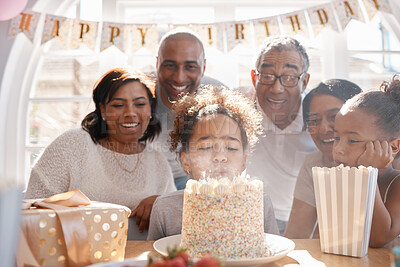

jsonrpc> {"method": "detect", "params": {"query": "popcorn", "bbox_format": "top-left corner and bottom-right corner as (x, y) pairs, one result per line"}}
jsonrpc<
(312, 165), (378, 257)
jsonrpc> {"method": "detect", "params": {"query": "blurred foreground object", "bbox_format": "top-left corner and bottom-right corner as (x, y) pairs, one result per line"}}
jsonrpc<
(0, 178), (23, 267)
(0, 0), (27, 21)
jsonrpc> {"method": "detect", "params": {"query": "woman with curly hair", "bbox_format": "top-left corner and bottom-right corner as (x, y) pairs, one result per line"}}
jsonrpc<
(147, 86), (279, 240)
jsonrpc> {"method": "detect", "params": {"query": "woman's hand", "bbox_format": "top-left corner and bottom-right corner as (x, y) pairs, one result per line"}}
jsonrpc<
(130, 195), (158, 232)
(357, 140), (393, 168)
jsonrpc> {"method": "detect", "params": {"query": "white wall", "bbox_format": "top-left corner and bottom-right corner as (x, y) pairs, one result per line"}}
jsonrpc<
(0, 0), (67, 182)
(0, 11), (24, 182)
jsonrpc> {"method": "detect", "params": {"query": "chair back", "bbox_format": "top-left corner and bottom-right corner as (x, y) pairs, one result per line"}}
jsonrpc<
(127, 217), (148, 240)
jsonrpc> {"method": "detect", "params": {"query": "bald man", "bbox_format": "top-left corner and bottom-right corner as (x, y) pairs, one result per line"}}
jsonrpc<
(149, 29), (223, 190)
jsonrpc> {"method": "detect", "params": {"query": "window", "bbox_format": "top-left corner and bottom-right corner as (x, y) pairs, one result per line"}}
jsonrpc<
(346, 16), (400, 90)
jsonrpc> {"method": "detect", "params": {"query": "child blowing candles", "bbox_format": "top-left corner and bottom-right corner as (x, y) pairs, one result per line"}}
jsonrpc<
(333, 75), (400, 247)
(147, 86), (279, 240)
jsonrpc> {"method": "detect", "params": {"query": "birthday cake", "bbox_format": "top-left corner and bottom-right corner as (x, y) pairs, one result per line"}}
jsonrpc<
(180, 177), (269, 259)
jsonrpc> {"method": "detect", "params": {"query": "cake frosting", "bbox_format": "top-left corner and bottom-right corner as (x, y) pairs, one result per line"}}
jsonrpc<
(180, 177), (269, 259)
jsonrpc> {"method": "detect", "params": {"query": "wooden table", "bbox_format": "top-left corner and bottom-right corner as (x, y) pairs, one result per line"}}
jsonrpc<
(125, 238), (400, 266)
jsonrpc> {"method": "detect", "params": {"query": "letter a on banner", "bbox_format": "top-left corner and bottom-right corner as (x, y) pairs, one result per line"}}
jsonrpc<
(307, 4), (338, 36)
(8, 10), (40, 42)
(362, 0), (392, 20)
(334, 0), (365, 30)
(280, 11), (309, 38)
(253, 16), (281, 47)
(42, 15), (68, 44)
(101, 22), (125, 52)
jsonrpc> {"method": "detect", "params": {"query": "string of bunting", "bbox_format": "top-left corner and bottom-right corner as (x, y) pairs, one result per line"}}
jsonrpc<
(7, 0), (392, 54)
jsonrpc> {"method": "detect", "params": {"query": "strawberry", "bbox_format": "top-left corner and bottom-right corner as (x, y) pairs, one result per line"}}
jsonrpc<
(176, 252), (189, 265)
(166, 257), (186, 267)
(147, 259), (171, 267)
(193, 255), (220, 267)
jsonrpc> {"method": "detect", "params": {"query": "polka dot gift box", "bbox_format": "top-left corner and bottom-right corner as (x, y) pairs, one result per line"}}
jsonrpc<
(18, 190), (130, 266)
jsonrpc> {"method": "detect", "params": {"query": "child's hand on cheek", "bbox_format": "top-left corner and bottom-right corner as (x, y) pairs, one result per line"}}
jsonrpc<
(356, 140), (393, 168)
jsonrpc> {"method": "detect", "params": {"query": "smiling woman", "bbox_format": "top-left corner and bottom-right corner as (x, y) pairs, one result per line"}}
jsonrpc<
(98, 81), (152, 154)
(284, 79), (362, 239)
(25, 68), (176, 238)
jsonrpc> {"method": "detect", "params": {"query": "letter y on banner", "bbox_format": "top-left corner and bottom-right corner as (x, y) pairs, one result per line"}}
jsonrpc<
(128, 25), (158, 54)
(8, 10), (40, 42)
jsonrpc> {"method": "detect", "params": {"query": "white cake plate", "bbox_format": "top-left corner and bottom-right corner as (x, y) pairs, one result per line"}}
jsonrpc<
(153, 233), (295, 267)
(87, 258), (147, 267)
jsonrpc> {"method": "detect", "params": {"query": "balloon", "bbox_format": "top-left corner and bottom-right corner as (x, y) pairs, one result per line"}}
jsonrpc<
(0, 0), (28, 21)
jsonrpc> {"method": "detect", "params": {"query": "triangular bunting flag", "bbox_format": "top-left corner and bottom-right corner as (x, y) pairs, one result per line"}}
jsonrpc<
(101, 22), (126, 52)
(280, 10), (310, 38)
(362, 0), (392, 20)
(191, 24), (225, 53)
(224, 20), (252, 52)
(254, 16), (281, 47)
(127, 24), (158, 54)
(70, 19), (98, 51)
(41, 15), (68, 44)
(8, 10), (40, 42)
(334, 0), (365, 30)
(307, 3), (338, 36)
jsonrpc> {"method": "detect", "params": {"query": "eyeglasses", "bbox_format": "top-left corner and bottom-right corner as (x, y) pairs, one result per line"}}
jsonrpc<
(255, 72), (305, 87)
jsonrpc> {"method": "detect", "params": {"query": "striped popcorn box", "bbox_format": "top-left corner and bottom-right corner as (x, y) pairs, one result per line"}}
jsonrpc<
(312, 165), (378, 257)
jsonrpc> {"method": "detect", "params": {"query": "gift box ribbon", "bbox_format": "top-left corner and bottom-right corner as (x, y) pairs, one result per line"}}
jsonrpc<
(18, 190), (92, 267)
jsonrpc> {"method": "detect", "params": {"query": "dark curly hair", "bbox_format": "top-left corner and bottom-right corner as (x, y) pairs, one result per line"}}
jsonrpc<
(169, 85), (263, 153)
(81, 68), (161, 143)
(341, 74), (400, 139)
(303, 79), (362, 130)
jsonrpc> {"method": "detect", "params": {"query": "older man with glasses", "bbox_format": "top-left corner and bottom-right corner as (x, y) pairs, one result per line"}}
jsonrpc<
(246, 36), (316, 235)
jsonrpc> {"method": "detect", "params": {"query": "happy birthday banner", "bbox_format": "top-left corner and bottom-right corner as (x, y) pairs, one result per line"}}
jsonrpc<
(7, 0), (392, 54)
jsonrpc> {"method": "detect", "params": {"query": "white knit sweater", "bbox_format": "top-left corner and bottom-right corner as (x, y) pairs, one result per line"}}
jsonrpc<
(25, 128), (176, 210)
